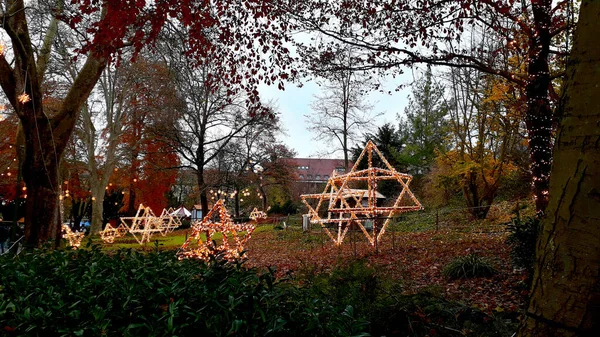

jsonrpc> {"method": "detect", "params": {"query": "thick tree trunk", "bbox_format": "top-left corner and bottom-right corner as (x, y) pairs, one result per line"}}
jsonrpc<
(517, 1), (600, 335)
(21, 116), (62, 247)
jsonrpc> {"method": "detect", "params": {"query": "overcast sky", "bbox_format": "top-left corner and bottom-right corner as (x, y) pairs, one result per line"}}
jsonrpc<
(258, 69), (416, 158)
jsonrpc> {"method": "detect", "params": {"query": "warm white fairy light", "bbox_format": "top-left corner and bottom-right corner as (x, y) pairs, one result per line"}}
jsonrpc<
(99, 223), (118, 243)
(17, 93), (30, 104)
(177, 200), (255, 261)
(301, 140), (422, 247)
(119, 204), (165, 244)
(62, 224), (84, 248)
(249, 207), (267, 221)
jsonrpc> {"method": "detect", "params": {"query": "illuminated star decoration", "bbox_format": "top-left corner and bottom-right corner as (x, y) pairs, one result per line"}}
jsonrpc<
(61, 224), (85, 248)
(177, 200), (255, 261)
(120, 204), (166, 244)
(249, 207), (267, 221)
(99, 223), (118, 243)
(17, 93), (30, 104)
(99, 223), (129, 243)
(301, 140), (422, 246)
(160, 208), (182, 233)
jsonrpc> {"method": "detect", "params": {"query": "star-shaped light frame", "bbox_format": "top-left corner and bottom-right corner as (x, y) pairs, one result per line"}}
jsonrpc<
(249, 207), (267, 221)
(120, 204), (166, 244)
(62, 224), (85, 248)
(301, 140), (423, 246)
(118, 205), (183, 244)
(177, 200), (255, 261)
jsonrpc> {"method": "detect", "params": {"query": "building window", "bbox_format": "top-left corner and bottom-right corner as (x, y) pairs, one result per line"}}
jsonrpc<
(335, 167), (345, 173)
(299, 174), (304, 179)
(315, 175), (321, 180)
(297, 165), (309, 170)
(324, 175), (329, 180)
(307, 174), (312, 179)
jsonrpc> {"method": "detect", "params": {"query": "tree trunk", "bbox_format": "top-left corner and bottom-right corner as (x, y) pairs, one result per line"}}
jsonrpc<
(197, 167), (209, 217)
(21, 115), (62, 247)
(525, 0), (553, 214)
(70, 199), (88, 232)
(234, 188), (240, 218)
(517, 1), (600, 335)
(90, 185), (106, 233)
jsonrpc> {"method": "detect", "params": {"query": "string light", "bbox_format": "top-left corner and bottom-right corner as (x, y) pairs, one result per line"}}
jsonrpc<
(177, 200), (255, 261)
(62, 225), (84, 249)
(249, 208), (267, 221)
(17, 93), (30, 104)
(301, 140), (422, 247)
(118, 204), (182, 244)
(99, 222), (131, 244)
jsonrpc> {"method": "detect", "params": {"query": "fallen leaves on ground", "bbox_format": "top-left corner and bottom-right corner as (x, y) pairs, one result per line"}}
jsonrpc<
(245, 227), (527, 314)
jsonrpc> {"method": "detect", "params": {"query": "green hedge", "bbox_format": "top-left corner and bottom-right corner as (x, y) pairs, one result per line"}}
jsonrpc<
(0, 246), (367, 337)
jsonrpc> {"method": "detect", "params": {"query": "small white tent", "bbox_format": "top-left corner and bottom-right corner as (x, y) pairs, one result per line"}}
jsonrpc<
(170, 206), (191, 218)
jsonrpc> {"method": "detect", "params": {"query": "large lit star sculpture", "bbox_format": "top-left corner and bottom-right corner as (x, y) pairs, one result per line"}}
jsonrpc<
(301, 140), (422, 246)
(177, 200), (255, 261)
(62, 224), (85, 248)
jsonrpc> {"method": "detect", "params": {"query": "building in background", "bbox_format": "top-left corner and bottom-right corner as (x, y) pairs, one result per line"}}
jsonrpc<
(288, 158), (353, 195)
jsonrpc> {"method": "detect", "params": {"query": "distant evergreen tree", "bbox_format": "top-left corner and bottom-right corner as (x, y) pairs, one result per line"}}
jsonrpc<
(351, 123), (406, 171)
(351, 123), (407, 199)
(398, 66), (449, 174)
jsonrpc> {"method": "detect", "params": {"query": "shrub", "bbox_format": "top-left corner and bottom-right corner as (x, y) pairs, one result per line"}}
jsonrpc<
(0, 246), (367, 337)
(267, 200), (298, 215)
(505, 216), (539, 274)
(442, 254), (497, 279)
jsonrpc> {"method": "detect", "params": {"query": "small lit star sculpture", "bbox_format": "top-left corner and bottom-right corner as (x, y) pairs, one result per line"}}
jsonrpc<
(301, 140), (422, 246)
(99, 223), (118, 243)
(177, 200), (255, 261)
(115, 223), (128, 237)
(159, 208), (182, 233)
(62, 224), (85, 248)
(249, 207), (267, 221)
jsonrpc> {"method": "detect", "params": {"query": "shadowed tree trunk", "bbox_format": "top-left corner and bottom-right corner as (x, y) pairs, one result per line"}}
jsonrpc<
(517, 1), (600, 335)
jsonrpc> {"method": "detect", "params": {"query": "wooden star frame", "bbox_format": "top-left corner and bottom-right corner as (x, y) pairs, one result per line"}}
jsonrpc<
(62, 224), (85, 248)
(99, 223), (128, 243)
(99, 223), (118, 243)
(120, 204), (166, 244)
(117, 205), (183, 244)
(249, 207), (267, 221)
(301, 140), (422, 246)
(177, 200), (255, 261)
(160, 208), (181, 234)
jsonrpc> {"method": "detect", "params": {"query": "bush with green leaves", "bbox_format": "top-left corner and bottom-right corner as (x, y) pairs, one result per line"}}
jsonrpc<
(0, 245), (368, 337)
(505, 216), (539, 274)
(298, 259), (515, 336)
(442, 254), (497, 279)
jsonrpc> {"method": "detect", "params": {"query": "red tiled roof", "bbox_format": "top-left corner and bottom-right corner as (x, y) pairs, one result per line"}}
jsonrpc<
(286, 158), (354, 182)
